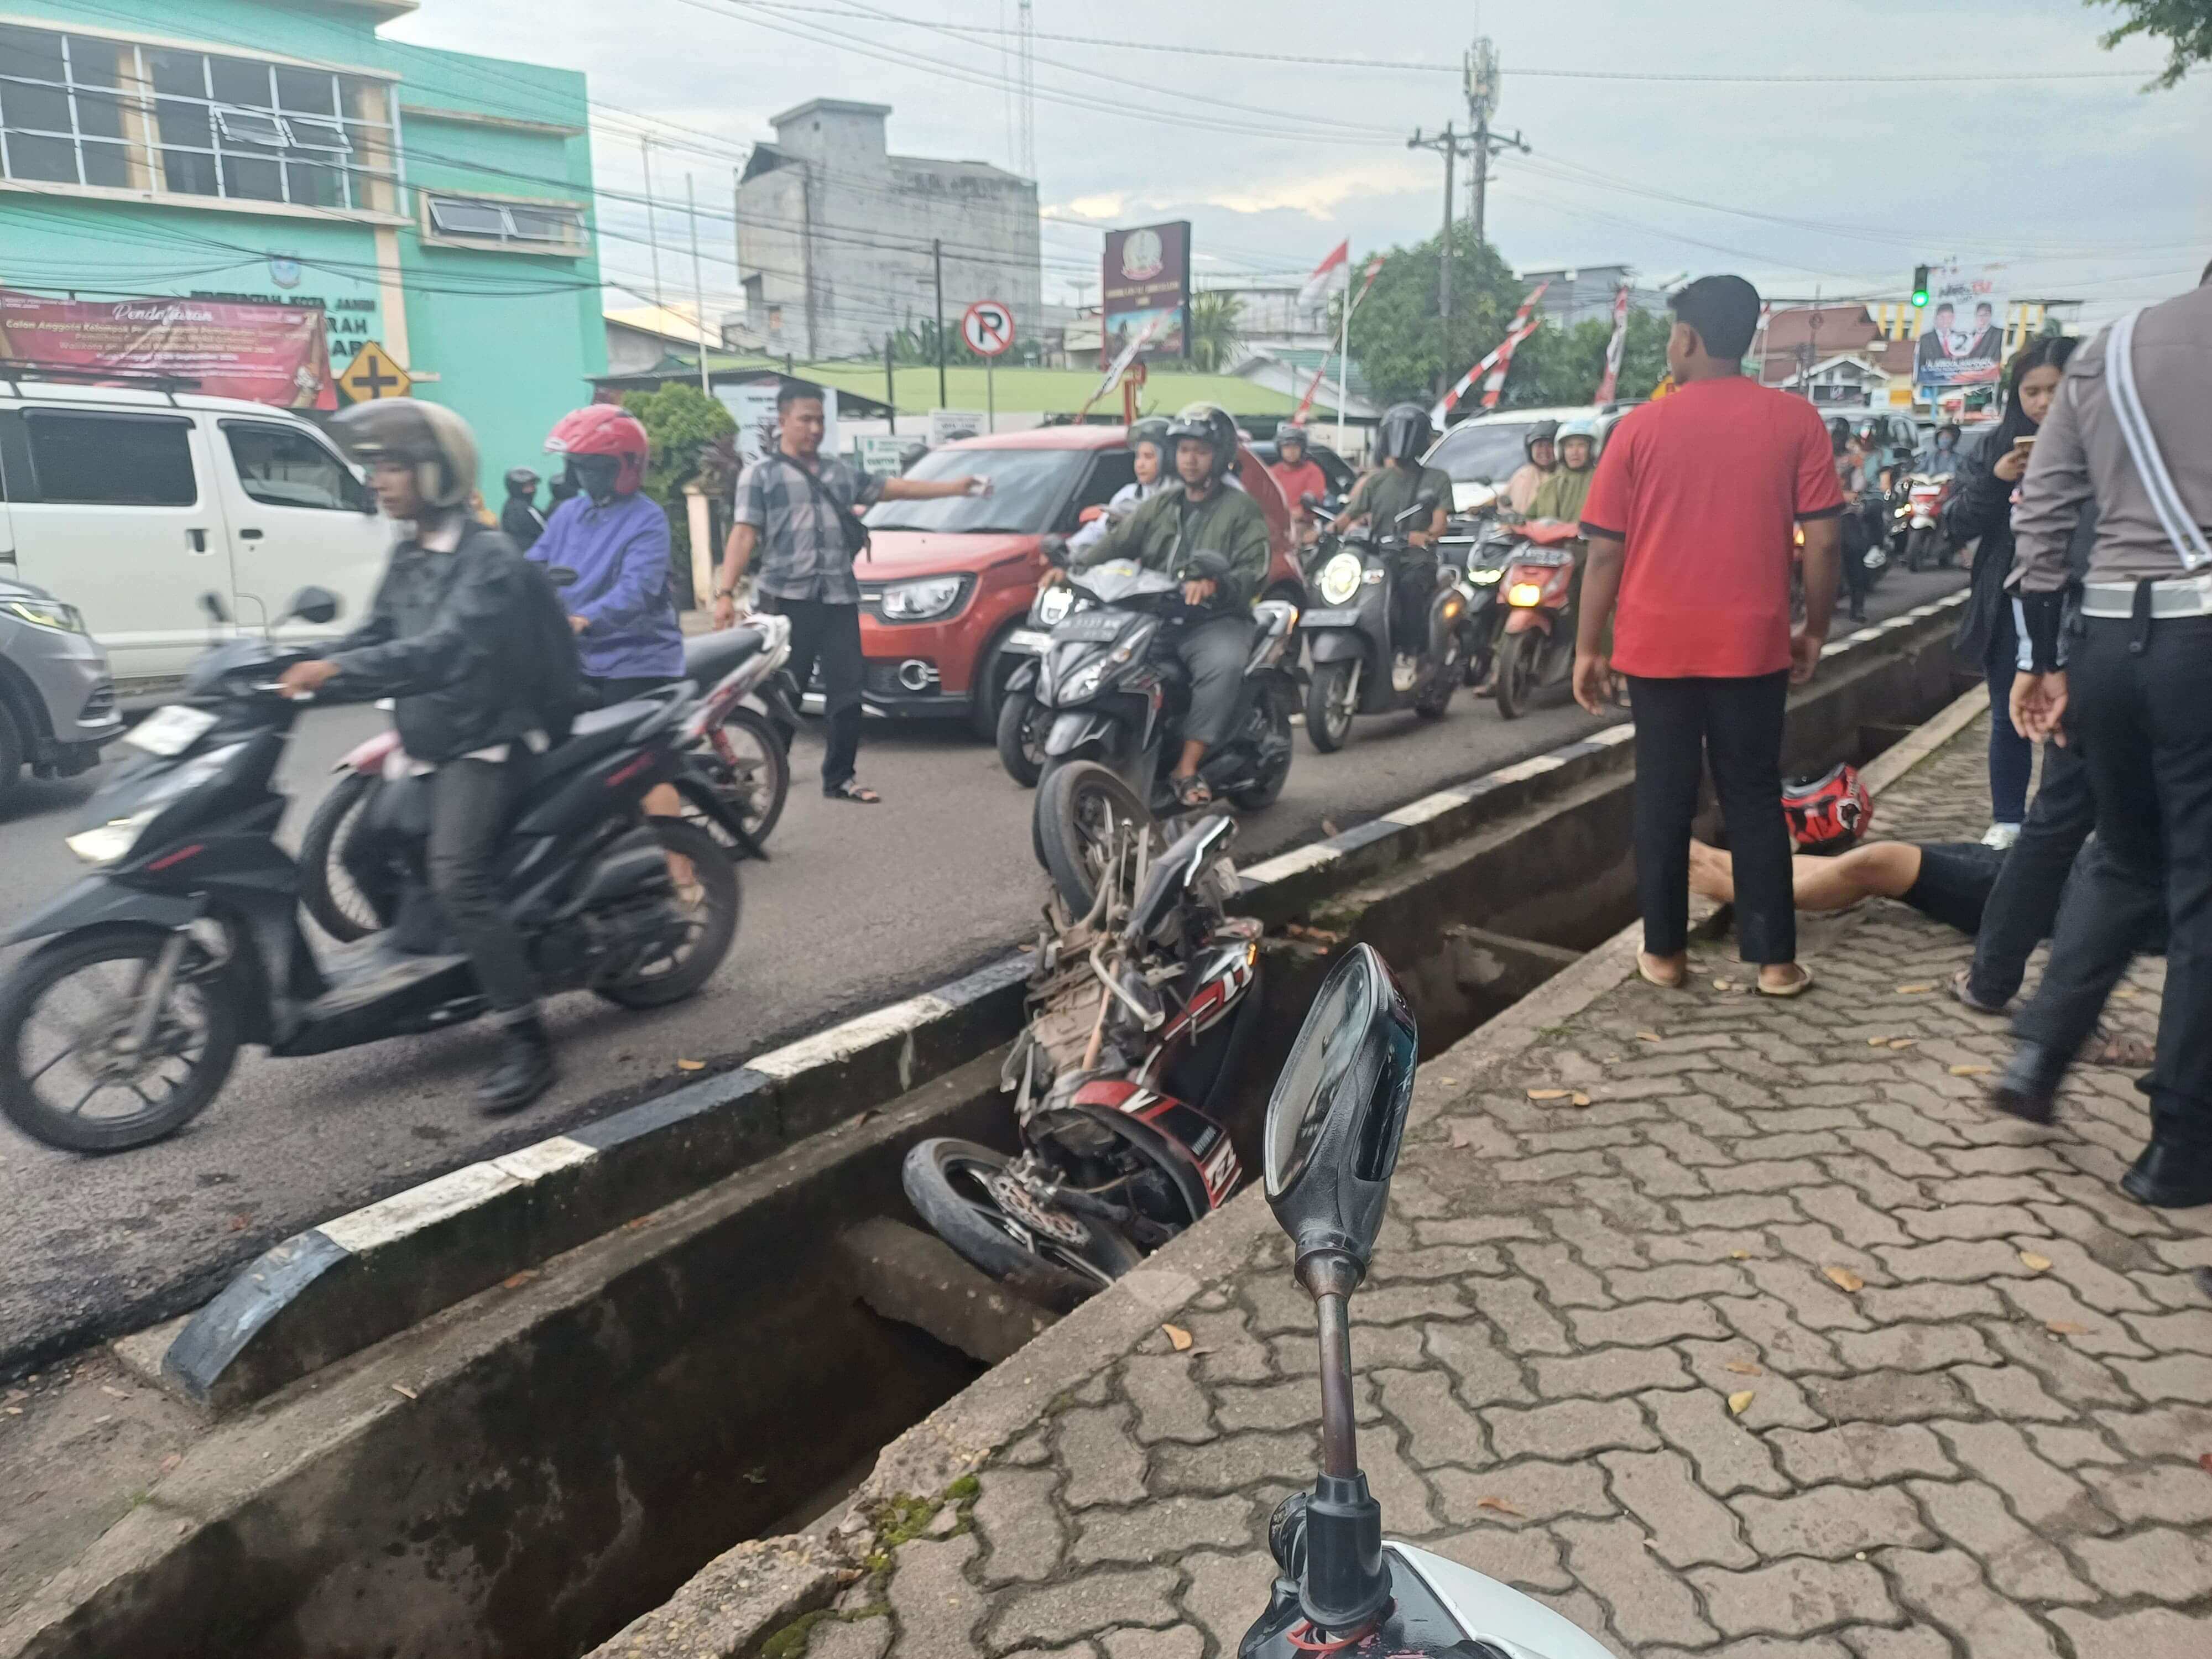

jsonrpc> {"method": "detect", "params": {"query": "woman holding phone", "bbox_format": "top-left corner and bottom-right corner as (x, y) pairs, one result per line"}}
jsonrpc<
(1945, 336), (2079, 846)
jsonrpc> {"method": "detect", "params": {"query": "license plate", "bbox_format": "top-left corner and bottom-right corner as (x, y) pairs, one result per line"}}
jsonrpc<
(1005, 629), (1051, 654)
(1512, 549), (1568, 568)
(124, 704), (217, 757)
(1055, 613), (1125, 643)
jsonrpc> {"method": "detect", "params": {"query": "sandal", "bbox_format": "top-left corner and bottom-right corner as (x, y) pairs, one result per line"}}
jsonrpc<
(1637, 952), (1687, 989)
(825, 779), (881, 804)
(1170, 774), (1214, 808)
(2084, 1029), (2157, 1070)
(1757, 963), (1815, 998)
(1950, 967), (2007, 1015)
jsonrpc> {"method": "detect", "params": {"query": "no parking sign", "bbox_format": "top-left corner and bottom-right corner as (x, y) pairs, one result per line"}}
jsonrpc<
(961, 299), (1015, 358)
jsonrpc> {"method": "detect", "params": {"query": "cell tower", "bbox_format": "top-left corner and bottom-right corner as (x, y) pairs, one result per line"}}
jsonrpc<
(1016, 0), (1036, 181)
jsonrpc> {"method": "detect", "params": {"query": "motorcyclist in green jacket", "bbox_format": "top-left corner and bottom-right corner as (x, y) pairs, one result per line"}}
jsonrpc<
(1056, 401), (1267, 806)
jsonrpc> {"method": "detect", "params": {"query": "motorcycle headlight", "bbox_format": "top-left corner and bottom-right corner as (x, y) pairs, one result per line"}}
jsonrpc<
(4, 597), (86, 634)
(1036, 586), (1074, 626)
(878, 576), (967, 622)
(1470, 568), (1504, 585)
(1063, 660), (1108, 702)
(1317, 551), (1364, 607)
(1507, 582), (1546, 607)
(64, 744), (243, 866)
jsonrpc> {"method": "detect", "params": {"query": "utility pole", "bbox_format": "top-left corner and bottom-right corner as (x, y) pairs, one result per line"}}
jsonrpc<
(1408, 123), (1476, 387)
(932, 237), (948, 410)
(686, 174), (709, 396)
(640, 137), (664, 311)
(1463, 38), (1528, 255)
(884, 333), (898, 434)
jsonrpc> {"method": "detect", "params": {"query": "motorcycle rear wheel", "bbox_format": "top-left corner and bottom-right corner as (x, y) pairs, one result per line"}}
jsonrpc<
(0, 927), (239, 1153)
(1036, 759), (1150, 916)
(593, 819), (741, 1010)
(901, 1137), (1144, 1311)
(298, 771), (392, 943)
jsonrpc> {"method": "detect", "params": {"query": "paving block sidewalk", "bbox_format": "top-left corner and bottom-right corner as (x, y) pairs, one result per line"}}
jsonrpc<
(788, 714), (2208, 1659)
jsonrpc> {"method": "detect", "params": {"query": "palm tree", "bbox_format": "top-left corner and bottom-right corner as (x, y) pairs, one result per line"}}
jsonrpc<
(1187, 291), (1246, 373)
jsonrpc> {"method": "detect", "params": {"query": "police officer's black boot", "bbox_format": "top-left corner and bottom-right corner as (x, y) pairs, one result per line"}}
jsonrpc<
(2120, 1091), (2212, 1208)
(1987, 1042), (2065, 1125)
(478, 1010), (556, 1115)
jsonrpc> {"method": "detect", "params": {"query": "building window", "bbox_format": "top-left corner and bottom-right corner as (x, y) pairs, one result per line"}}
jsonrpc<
(0, 24), (395, 212)
(25, 410), (197, 506)
(424, 192), (585, 250)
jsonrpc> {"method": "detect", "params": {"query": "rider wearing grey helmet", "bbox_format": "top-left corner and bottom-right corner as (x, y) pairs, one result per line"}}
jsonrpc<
(1063, 401), (1270, 807)
(1506, 419), (1561, 514)
(1342, 403), (1453, 669)
(1069, 416), (1175, 557)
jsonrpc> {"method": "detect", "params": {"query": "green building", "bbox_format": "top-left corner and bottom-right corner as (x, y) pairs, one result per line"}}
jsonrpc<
(0, 0), (605, 478)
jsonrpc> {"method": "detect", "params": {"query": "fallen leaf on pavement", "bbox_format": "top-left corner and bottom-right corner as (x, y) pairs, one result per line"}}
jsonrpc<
(676, 1058), (706, 1072)
(1723, 1361), (1762, 1376)
(1948, 1063), (1993, 1077)
(1570, 1093), (1592, 1107)
(1474, 1496), (1525, 1517)
(1823, 1266), (1866, 1293)
(1867, 1036), (1891, 1047)
(1527, 1088), (1570, 1101)
(2199, 1453), (2212, 1475)
(1322, 818), (1342, 838)
(101, 1385), (128, 1400)
(1888, 1039), (1917, 1050)
(1448, 1121), (1480, 1149)
(390, 1384), (418, 1401)
(2020, 1251), (2053, 1272)
(1162, 1323), (1193, 1352)
(502, 1270), (538, 1291)
(1896, 983), (1934, 994)
(1636, 1031), (1662, 1042)
(2112, 988), (2137, 1000)
(159, 1454), (181, 1473)
(1712, 978), (1734, 991)
(225, 1214), (251, 1233)
(2045, 1321), (2086, 1335)
(1728, 1390), (1756, 1416)
(1729, 1250), (1751, 1260)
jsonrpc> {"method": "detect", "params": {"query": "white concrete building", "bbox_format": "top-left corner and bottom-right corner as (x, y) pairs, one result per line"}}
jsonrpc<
(735, 99), (1041, 363)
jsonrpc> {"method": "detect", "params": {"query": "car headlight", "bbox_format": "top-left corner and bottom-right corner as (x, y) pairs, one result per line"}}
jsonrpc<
(4, 598), (86, 634)
(1317, 551), (1364, 607)
(1036, 586), (1073, 625)
(878, 576), (966, 621)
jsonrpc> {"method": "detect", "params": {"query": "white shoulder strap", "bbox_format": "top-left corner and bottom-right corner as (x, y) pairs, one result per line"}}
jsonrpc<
(2105, 308), (2212, 572)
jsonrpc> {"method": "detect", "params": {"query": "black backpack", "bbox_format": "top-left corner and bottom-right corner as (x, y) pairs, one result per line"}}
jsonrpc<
(505, 546), (585, 745)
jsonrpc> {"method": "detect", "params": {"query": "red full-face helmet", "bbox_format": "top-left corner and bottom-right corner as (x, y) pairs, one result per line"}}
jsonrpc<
(1782, 763), (1872, 853)
(545, 403), (650, 498)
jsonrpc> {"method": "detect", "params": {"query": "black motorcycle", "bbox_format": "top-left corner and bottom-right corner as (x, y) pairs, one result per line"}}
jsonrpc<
(1030, 550), (1298, 912)
(0, 586), (745, 1154)
(1298, 495), (1465, 752)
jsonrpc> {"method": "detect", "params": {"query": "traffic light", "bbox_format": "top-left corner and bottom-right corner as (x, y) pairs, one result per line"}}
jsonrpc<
(1911, 265), (1931, 308)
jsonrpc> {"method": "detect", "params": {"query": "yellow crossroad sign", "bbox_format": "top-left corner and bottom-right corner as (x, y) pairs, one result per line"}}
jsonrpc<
(338, 340), (411, 402)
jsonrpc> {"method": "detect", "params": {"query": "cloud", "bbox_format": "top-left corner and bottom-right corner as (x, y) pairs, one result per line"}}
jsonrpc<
(1057, 193), (1129, 220)
(1199, 158), (1430, 219)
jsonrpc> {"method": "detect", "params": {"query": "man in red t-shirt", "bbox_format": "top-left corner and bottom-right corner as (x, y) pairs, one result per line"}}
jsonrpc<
(1269, 425), (1329, 542)
(1572, 274), (1844, 996)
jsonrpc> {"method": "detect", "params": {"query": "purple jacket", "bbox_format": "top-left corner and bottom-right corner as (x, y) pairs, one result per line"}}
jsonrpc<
(528, 492), (685, 681)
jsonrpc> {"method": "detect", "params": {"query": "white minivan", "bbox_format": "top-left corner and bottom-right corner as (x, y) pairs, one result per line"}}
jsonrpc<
(0, 377), (389, 681)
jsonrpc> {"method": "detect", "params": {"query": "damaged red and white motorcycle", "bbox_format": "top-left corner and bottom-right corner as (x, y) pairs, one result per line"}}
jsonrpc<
(902, 811), (1262, 1310)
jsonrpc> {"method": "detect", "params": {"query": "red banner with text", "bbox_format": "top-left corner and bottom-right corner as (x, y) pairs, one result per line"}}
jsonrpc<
(0, 289), (335, 409)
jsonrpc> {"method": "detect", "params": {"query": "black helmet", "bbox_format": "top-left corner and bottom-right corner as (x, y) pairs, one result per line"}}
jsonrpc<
(1522, 419), (1560, 460)
(1377, 402), (1434, 465)
(1165, 402), (1239, 486)
(504, 466), (539, 497)
(332, 400), (479, 511)
(1277, 422), (1308, 455)
(1128, 415), (1172, 460)
(1827, 417), (1851, 453)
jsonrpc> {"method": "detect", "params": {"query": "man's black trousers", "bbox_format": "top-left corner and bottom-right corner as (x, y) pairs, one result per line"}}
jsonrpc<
(761, 596), (864, 792)
(2020, 612), (2212, 1149)
(1627, 670), (1795, 965)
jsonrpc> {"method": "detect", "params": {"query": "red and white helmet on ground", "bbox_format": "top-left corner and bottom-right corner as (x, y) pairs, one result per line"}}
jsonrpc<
(1782, 763), (1872, 852)
(545, 403), (650, 498)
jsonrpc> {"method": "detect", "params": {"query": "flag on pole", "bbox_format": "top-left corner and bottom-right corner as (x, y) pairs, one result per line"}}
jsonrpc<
(1293, 362), (1329, 422)
(1299, 239), (1350, 314)
(1354, 252), (1385, 304)
(1593, 284), (1631, 404)
(1432, 282), (1548, 425)
(1080, 313), (1166, 417)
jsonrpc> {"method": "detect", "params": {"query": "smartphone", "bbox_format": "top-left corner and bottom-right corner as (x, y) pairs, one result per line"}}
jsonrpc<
(2012, 436), (2037, 452)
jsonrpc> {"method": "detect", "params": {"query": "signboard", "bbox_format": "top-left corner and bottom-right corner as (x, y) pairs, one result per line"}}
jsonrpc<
(718, 380), (838, 469)
(961, 299), (1015, 358)
(857, 432), (911, 474)
(0, 288), (335, 408)
(1101, 220), (1191, 364)
(336, 339), (410, 403)
(928, 409), (988, 446)
(1914, 264), (2008, 389)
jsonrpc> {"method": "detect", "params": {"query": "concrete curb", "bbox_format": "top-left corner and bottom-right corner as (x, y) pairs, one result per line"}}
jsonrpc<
(155, 589), (1969, 1412)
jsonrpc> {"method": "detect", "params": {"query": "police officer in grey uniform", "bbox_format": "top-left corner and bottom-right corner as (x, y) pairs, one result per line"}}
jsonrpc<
(1996, 268), (2212, 1209)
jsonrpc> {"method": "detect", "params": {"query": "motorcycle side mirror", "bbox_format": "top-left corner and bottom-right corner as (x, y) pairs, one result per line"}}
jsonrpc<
(281, 586), (341, 627)
(1300, 491), (1322, 510)
(544, 566), (581, 588)
(1261, 943), (1418, 1636)
(1039, 533), (1070, 568)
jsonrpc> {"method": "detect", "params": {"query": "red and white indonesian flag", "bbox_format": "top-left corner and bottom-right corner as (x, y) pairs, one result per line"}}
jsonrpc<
(1084, 312), (1167, 412)
(1594, 284), (1631, 404)
(1432, 281), (1548, 425)
(1299, 239), (1350, 313)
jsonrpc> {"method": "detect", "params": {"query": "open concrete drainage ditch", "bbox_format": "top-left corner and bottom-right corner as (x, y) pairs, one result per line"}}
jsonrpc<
(0, 599), (1972, 1659)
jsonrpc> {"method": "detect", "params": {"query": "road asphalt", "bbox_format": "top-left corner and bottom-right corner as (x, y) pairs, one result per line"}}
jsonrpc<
(0, 568), (1965, 1372)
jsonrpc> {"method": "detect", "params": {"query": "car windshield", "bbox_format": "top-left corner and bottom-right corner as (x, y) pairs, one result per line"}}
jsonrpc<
(1428, 420), (1546, 486)
(865, 446), (1084, 534)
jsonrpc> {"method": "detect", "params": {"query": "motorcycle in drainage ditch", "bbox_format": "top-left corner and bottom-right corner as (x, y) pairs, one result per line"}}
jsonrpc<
(1241, 943), (1615, 1658)
(904, 810), (1260, 1308)
(1300, 495), (1468, 753)
(1491, 519), (1584, 720)
(299, 615), (796, 941)
(1029, 550), (1298, 912)
(0, 586), (745, 1154)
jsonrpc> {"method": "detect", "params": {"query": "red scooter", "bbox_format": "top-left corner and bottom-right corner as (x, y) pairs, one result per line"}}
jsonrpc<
(1902, 473), (1956, 570)
(1491, 518), (1582, 719)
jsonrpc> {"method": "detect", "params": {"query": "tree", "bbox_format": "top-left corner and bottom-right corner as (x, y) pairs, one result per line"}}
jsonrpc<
(618, 383), (735, 572)
(1339, 232), (1527, 406)
(2093, 0), (2212, 86)
(1186, 290), (1246, 373)
(1499, 309), (1673, 408)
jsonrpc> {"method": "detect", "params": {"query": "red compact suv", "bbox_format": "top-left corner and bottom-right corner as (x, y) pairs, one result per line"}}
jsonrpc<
(855, 425), (1304, 737)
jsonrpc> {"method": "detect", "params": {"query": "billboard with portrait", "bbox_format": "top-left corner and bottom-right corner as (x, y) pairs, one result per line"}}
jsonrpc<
(1101, 221), (1191, 364)
(1913, 264), (2008, 389)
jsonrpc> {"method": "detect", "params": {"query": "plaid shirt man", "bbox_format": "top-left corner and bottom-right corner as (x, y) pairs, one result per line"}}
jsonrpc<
(732, 451), (885, 604)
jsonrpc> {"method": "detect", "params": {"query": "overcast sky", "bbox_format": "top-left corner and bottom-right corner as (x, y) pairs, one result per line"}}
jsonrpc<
(390, 0), (2210, 332)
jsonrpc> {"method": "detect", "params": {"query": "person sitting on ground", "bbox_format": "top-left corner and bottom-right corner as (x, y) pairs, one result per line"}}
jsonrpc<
(1505, 420), (1560, 515)
(1527, 416), (1600, 524)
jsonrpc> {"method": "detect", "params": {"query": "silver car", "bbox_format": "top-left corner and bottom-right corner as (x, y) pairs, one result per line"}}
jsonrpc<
(0, 572), (121, 794)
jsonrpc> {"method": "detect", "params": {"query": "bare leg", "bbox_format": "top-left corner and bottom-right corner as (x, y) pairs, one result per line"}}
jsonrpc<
(644, 781), (697, 894)
(1690, 839), (1924, 914)
(1172, 738), (1207, 780)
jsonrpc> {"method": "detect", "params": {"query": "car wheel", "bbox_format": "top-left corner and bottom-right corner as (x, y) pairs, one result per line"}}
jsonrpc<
(968, 632), (1018, 743)
(0, 701), (23, 797)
